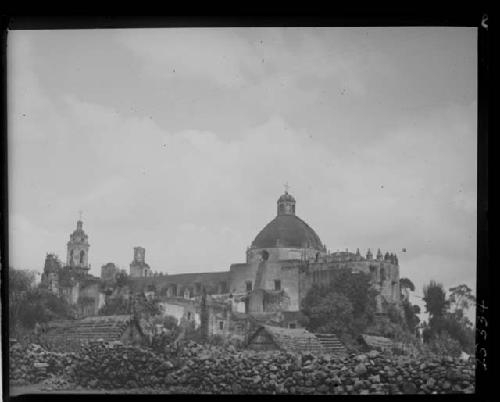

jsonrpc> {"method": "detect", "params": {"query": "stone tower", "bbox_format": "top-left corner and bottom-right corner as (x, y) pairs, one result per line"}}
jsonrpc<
(129, 246), (152, 277)
(66, 219), (90, 270)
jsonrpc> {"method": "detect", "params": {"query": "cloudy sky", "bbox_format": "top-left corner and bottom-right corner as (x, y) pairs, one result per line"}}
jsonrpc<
(8, 28), (477, 311)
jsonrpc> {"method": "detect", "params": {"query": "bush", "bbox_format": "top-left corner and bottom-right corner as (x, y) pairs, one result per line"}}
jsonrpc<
(301, 268), (376, 340)
(427, 315), (475, 354)
(427, 331), (462, 357)
(11, 288), (75, 334)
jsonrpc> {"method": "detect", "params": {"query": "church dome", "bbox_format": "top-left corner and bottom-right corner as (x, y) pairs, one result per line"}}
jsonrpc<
(251, 191), (325, 251)
(251, 214), (325, 250)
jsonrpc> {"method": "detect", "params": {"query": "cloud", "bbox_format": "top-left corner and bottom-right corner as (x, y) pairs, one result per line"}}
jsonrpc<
(116, 28), (368, 96)
(8, 29), (477, 303)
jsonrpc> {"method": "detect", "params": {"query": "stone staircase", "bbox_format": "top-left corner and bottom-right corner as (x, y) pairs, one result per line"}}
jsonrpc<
(314, 333), (348, 357)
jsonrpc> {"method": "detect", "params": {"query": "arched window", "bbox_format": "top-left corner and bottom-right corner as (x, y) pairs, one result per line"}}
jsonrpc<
(70, 249), (74, 263)
(80, 250), (85, 264)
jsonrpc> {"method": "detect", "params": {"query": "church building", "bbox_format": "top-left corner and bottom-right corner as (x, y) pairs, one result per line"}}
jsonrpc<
(126, 189), (402, 332)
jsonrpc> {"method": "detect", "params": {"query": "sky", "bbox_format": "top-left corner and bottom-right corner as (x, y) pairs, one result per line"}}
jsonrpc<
(8, 28), (477, 317)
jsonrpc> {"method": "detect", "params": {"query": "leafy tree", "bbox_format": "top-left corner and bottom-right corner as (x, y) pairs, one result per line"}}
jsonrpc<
(305, 268), (376, 316)
(422, 281), (476, 354)
(12, 288), (75, 333)
(9, 268), (75, 336)
(423, 280), (448, 319)
(448, 284), (475, 311)
(302, 291), (354, 336)
(402, 301), (421, 335)
(9, 267), (36, 294)
(301, 268), (376, 339)
(448, 284), (476, 325)
(399, 277), (415, 292)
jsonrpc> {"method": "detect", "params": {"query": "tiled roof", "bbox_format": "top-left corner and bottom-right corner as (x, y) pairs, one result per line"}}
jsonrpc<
(46, 315), (138, 342)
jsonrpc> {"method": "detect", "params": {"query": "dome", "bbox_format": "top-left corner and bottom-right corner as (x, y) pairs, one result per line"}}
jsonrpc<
(251, 214), (325, 250)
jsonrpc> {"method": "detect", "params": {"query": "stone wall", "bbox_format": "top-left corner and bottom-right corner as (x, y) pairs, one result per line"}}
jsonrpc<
(11, 340), (475, 394)
(229, 263), (258, 293)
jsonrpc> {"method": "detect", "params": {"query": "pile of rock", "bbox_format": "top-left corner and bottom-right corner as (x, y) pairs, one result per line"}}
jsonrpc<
(40, 374), (75, 391)
(164, 346), (475, 395)
(66, 341), (177, 389)
(9, 342), (78, 386)
(10, 339), (475, 394)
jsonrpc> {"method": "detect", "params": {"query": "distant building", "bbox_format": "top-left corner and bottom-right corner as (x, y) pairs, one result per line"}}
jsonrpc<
(129, 247), (152, 277)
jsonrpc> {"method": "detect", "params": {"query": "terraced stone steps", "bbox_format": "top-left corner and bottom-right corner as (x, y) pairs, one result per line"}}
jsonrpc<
(314, 333), (347, 356)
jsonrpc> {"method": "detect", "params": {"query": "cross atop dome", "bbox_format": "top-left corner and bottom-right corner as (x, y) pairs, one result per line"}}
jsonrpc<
(284, 182), (290, 193)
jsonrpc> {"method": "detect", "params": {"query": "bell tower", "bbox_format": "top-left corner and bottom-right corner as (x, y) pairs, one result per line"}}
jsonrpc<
(66, 216), (90, 270)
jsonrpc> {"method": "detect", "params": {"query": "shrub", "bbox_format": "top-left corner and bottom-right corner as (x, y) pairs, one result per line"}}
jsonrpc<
(427, 331), (462, 357)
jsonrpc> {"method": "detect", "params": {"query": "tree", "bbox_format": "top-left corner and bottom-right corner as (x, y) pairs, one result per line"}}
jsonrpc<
(399, 277), (415, 292)
(448, 284), (476, 323)
(302, 291), (354, 336)
(422, 281), (476, 354)
(301, 268), (376, 339)
(402, 301), (421, 335)
(9, 268), (76, 336)
(423, 280), (448, 319)
(9, 267), (36, 294)
(320, 268), (377, 317)
(12, 288), (75, 334)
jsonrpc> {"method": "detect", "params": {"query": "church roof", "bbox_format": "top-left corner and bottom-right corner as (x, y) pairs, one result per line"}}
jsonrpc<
(251, 214), (325, 250)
